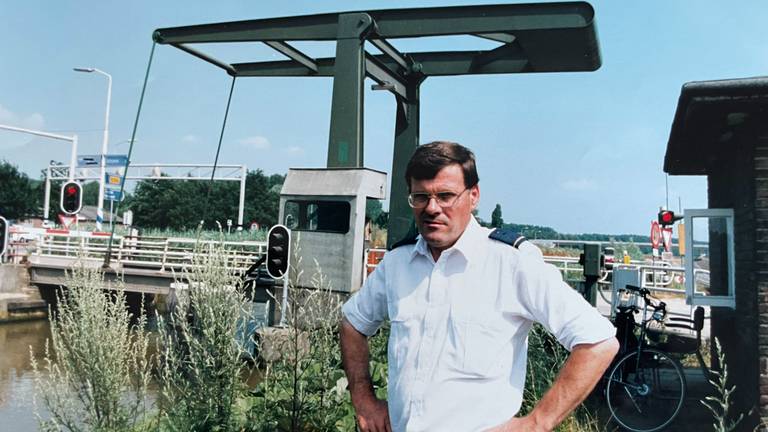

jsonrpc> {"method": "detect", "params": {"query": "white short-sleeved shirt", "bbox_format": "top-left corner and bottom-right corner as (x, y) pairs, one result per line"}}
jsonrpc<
(342, 218), (616, 432)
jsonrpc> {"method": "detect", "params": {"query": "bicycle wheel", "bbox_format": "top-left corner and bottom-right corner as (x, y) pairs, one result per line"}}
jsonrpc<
(606, 348), (686, 432)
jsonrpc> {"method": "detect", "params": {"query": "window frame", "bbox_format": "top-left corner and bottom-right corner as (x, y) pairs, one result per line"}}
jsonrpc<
(283, 199), (351, 234)
(683, 208), (735, 309)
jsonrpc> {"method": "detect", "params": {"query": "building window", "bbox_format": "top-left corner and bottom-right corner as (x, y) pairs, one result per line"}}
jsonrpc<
(683, 208), (735, 309)
(284, 200), (350, 234)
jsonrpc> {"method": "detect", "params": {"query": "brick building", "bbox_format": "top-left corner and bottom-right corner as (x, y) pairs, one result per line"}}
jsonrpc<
(664, 76), (768, 428)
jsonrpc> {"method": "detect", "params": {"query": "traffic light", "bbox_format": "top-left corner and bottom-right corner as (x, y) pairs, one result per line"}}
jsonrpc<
(60, 181), (83, 215)
(266, 224), (291, 279)
(0, 216), (8, 257)
(579, 243), (603, 277)
(658, 209), (682, 227)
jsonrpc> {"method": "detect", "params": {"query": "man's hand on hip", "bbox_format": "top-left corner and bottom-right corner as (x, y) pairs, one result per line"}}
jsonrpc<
(355, 397), (391, 432)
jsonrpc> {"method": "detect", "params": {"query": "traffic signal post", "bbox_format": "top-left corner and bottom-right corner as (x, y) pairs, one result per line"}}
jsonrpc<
(267, 225), (291, 326)
(579, 243), (603, 306)
(0, 216), (8, 259)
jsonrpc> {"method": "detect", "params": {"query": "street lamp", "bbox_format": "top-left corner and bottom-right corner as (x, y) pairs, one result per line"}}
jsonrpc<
(74, 67), (112, 231)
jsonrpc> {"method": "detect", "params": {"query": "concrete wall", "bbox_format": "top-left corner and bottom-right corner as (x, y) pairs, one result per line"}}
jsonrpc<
(0, 264), (30, 294)
(0, 264), (46, 322)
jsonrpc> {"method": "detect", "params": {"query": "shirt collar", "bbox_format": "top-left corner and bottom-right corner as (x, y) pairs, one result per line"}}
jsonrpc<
(410, 217), (485, 262)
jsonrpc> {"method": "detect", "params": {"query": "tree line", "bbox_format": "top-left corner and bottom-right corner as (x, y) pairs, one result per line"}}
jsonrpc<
(483, 202), (651, 244)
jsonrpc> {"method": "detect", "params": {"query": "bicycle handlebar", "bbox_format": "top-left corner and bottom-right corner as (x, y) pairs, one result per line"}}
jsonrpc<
(623, 284), (650, 297)
(618, 285), (667, 320)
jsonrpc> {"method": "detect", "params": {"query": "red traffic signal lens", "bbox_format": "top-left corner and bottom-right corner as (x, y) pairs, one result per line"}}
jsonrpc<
(661, 212), (673, 223)
(66, 185), (78, 196)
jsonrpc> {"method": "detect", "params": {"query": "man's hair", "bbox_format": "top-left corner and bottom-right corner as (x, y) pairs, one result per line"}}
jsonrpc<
(404, 141), (479, 190)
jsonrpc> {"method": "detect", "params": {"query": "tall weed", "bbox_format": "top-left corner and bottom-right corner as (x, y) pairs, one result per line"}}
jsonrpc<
(246, 249), (341, 431)
(245, 239), (389, 432)
(31, 262), (153, 432)
(155, 240), (254, 431)
(702, 337), (752, 432)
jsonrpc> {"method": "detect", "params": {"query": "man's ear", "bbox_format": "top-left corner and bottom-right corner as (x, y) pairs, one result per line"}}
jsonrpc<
(470, 184), (480, 210)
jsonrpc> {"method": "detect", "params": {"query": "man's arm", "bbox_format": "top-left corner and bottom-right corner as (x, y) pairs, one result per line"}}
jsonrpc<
(340, 317), (391, 432)
(488, 337), (619, 432)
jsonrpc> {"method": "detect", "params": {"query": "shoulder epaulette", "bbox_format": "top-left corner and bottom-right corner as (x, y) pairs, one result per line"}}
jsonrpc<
(489, 228), (527, 249)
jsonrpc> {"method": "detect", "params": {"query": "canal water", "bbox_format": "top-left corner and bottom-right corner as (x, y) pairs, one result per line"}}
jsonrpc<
(0, 319), (51, 430)
(0, 297), (263, 431)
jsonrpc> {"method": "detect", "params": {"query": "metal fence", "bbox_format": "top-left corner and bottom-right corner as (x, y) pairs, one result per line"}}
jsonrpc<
(32, 231), (266, 273)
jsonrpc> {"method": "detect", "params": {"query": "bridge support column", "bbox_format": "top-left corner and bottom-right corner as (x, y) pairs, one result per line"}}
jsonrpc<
(327, 13), (374, 168)
(387, 75), (425, 248)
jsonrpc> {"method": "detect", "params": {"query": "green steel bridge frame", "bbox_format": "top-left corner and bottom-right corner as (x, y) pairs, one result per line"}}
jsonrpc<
(152, 2), (601, 246)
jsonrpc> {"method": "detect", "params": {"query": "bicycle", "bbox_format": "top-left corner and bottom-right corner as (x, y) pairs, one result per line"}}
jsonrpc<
(605, 284), (686, 432)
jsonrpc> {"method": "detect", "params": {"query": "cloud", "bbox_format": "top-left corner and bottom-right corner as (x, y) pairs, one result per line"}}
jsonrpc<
(286, 146), (304, 156)
(561, 178), (597, 191)
(0, 104), (46, 149)
(181, 134), (199, 143)
(239, 136), (271, 150)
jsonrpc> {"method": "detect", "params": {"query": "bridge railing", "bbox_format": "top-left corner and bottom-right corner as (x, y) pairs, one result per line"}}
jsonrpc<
(117, 236), (267, 272)
(32, 232), (266, 274)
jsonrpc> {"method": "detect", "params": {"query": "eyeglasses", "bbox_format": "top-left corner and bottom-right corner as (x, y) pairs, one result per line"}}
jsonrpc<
(408, 187), (470, 209)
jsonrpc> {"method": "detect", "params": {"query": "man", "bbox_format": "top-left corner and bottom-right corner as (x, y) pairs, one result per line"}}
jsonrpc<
(340, 141), (618, 432)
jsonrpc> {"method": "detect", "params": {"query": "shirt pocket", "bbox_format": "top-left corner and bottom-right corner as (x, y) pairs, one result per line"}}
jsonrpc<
(388, 317), (411, 367)
(448, 313), (513, 378)
(387, 298), (420, 367)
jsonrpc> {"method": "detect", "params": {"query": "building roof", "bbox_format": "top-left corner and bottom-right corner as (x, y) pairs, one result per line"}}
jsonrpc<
(664, 76), (768, 175)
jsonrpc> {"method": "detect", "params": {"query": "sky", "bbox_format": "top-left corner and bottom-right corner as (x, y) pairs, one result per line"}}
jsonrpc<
(1, 0), (767, 235)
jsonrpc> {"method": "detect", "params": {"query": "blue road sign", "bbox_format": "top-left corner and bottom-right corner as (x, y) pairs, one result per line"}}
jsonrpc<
(104, 189), (123, 201)
(77, 154), (128, 167)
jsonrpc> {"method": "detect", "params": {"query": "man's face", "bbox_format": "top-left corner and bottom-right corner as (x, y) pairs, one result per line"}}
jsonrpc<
(410, 164), (479, 256)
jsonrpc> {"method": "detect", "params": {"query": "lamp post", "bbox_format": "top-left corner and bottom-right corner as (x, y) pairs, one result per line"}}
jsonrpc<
(74, 67), (112, 231)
